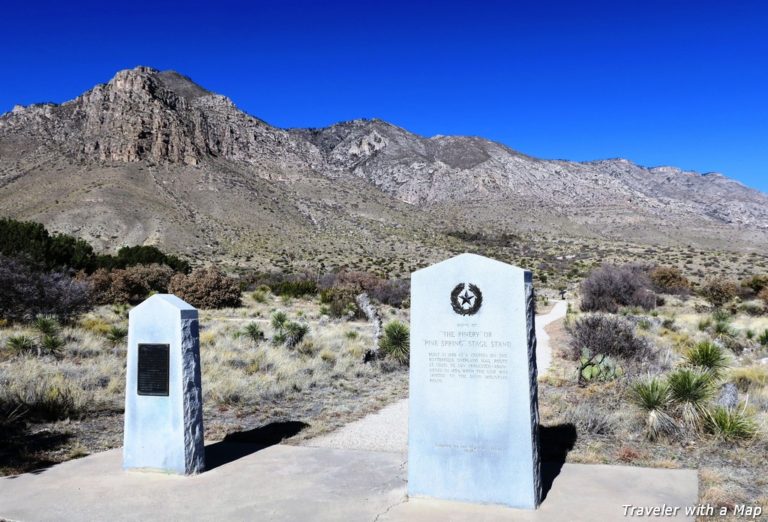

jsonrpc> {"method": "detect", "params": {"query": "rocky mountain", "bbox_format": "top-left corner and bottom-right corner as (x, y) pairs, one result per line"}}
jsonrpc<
(1, 66), (766, 274)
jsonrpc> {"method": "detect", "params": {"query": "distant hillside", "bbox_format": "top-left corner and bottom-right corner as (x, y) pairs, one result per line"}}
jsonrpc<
(1, 66), (766, 276)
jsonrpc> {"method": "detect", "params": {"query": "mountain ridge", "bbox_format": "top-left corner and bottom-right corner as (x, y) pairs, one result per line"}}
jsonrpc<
(1, 66), (766, 273)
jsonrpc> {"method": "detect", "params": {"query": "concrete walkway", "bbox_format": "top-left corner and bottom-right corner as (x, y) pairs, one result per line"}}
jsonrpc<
(0, 443), (698, 521)
(307, 301), (568, 454)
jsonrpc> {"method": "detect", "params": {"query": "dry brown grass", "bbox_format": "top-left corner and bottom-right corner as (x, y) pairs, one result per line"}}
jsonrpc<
(0, 293), (409, 475)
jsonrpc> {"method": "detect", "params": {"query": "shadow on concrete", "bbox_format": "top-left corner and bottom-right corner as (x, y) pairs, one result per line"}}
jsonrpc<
(204, 421), (309, 471)
(539, 423), (577, 502)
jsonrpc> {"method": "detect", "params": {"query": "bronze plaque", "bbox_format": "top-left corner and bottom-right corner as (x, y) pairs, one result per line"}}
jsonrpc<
(137, 343), (170, 396)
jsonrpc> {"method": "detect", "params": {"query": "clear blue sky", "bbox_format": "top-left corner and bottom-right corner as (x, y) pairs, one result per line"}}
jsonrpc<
(2, 0), (766, 192)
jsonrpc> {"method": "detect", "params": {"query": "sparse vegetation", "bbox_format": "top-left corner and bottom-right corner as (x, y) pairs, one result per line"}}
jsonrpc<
(699, 278), (739, 309)
(580, 264), (656, 313)
(630, 377), (676, 440)
(168, 267), (242, 309)
(379, 321), (410, 365)
(567, 314), (651, 362)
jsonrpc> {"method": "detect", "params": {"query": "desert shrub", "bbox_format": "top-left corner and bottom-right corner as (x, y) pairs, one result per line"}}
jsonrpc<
(630, 377), (676, 440)
(106, 325), (128, 345)
(705, 406), (757, 441)
(242, 323), (264, 343)
(0, 217), (98, 271)
(319, 287), (362, 319)
(759, 288), (768, 307)
(6, 335), (36, 355)
(738, 301), (765, 316)
(563, 402), (617, 436)
(33, 315), (60, 336)
(369, 278), (410, 307)
(320, 270), (409, 308)
(699, 278), (739, 308)
(698, 317), (712, 331)
(107, 245), (190, 273)
(379, 321), (410, 365)
(251, 289), (269, 303)
(742, 274), (768, 295)
(650, 266), (691, 294)
(567, 314), (651, 361)
(685, 342), (729, 378)
(90, 263), (175, 305)
(0, 255), (92, 322)
(729, 366), (768, 392)
(668, 367), (715, 430)
(3, 378), (82, 421)
(39, 335), (65, 357)
(580, 264), (656, 313)
(271, 278), (317, 298)
(284, 322), (309, 349)
(168, 267), (241, 309)
(0, 218), (189, 274)
(757, 329), (768, 346)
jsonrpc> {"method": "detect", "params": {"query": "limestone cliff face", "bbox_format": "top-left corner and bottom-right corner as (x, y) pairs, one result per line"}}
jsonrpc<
(0, 67), (320, 172)
(1, 65), (767, 258)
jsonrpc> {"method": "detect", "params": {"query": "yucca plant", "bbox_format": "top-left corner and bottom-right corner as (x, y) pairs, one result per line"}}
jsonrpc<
(630, 377), (676, 440)
(34, 315), (60, 336)
(713, 321), (734, 337)
(705, 405), (758, 441)
(6, 335), (36, 355)
(379, 321), (410, 365)
(668, 367), (715, 430)
(284, 322), (309, 349)
(711, 309), (731, 323)
(242, 322), (264, 343)
(40, 334), (65, 357)
(685, 341), (729, 378)
(106, 325), (128, 345)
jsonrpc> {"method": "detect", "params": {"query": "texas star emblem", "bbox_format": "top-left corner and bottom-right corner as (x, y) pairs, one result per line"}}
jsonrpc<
(450, 283), (483, 316)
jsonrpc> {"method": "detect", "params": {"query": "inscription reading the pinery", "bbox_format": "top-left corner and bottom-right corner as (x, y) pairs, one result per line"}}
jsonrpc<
(425, 325), (510, 383)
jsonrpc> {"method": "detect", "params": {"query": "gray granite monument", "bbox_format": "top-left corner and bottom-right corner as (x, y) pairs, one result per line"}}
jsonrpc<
(408, 253), (541, 508)
(123, 294), (205, 475)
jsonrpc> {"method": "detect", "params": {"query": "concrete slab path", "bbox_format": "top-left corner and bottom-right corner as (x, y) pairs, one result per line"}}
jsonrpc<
(0, 442), (698, 521)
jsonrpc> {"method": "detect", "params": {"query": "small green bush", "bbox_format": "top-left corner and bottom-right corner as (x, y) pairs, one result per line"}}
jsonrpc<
(630, 377), (676, 440)
(243, 322), (264, 343)
(757, 329), (768, 346)
(685, 341), (729, 378)
(379, 321), (409, 365)
(40, 334), (64, 356)
(319, 287), (362, 319)
(106, 325), (128, 345)
(705, 405), (757, 441)
(668, 367), (715, 430)
(6, 335), (36, 355)
(284, 322), (309, 349)
(34, 315), (60, 336)
(697, 317), (712, 331)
